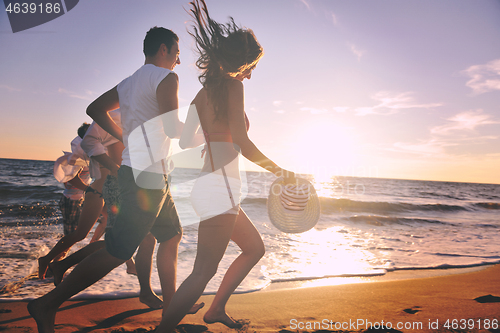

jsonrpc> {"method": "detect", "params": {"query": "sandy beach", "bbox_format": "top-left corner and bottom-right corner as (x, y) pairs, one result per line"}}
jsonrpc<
(0, 264), (499, 332)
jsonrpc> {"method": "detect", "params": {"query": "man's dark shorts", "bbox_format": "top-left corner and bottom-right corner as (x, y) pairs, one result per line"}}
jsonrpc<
(105, 165), (182, 260)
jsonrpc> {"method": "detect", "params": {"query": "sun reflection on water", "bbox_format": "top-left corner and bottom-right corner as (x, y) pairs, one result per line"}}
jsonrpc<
(262, 226), (384, 285)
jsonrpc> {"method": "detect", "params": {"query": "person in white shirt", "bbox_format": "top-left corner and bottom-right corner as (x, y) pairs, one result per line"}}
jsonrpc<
(53, 124), (92, 237)
(38, 127), (112, 279)
(29, 27), (202, 332)
(38, 124), (106, 279)
(49, 109), (164, 309)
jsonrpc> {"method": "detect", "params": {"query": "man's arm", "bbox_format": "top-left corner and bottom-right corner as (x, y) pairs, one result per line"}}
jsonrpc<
(179, 102), (205, 149)
(91, 154), (119, 176)
(86, 86), (123, 142)
(91, 141), (124, 177)
(157, 72), (184, 139)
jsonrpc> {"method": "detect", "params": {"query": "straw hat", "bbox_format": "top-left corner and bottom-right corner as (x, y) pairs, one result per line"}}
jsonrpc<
(267, 177), (320, 233)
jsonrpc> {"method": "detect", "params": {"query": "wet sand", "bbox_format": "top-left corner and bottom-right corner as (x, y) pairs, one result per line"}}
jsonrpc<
(1, 264), (499, 332)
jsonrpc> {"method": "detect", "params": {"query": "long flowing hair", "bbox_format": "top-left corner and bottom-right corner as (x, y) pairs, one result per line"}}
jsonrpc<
(188, 0), (264, 121)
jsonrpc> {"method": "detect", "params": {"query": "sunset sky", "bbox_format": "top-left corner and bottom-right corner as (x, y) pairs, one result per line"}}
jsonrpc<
(1, 0), (499, 184)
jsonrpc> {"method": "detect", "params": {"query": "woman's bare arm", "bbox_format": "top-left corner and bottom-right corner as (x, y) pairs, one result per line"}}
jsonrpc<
(227, 80), (294, 178)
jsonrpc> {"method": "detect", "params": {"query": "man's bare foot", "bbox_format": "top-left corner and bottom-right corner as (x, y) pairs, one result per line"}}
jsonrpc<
(203, 311), (242, 329)
(27, 297), (56, 333)
(38, 256), (50, 279)
(48, 261), (66, 286)
(139, 291), (163, 309)
(125, 259), (137, 276)
(188, 302), (205, 314)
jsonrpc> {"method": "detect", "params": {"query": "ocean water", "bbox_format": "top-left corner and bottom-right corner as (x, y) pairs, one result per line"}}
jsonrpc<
(1, 158), (499, 301)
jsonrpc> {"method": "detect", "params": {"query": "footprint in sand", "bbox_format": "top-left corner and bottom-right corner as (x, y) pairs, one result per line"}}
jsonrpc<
(403, 306), (421, 314)
(474, 294), (500, 303)
(175, 324), (208, 333)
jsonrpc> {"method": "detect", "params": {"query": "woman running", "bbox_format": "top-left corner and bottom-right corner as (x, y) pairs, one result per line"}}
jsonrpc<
(157, 1), (295, 331)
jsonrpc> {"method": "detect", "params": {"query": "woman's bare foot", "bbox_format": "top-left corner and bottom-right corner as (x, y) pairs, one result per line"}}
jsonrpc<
(203, 311), (242, 329)
(27, 297), (56, 333)
(125, 258), (137, 276)
(139, 291), (163, 309)
(188, 302), (205, 314)
(48, 261), (66, 286)
(38, 256), (50, 279)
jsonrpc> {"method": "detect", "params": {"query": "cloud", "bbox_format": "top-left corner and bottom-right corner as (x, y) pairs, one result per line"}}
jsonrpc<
(299, 0), (310, 10)
(348, 43), (366, 62)
(300, 107), (328, 114)
(431, 110), (500, 135)
(333, 107), (349, 113)
(354, 106), (391, 116)
(390, 110), (499, 158)
(330, 12), (338, 26)
(272, 101), (285, 113)
(392, 139), (451, 156)
(462, 58), (500, 95)
(58, 88), (95, 101)
(0, 84), (21, 92)
(354, 91), (442, 116)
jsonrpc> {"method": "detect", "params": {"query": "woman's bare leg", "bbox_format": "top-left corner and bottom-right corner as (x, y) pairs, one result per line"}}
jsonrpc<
(38, 173), (109, 279)
(38, 191), (104, 279)
(156, 214), (237, 332)
(125, 258), (137, 275)
(203, 209), (265, 327)
(49, 240), (106, 286)
(90, 207), (107, 243)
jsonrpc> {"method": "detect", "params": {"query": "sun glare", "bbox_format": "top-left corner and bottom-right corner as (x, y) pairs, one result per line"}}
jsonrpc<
(289, 120), (358, 180)
(264, 227), (381, 287)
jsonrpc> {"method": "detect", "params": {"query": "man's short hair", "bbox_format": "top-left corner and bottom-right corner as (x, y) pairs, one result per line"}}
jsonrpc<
(143, 27), (179, 57)
(77, 123), (90, 139)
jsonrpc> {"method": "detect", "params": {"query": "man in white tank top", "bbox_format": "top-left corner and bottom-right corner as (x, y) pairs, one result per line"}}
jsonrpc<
(28, 27), (203, 331)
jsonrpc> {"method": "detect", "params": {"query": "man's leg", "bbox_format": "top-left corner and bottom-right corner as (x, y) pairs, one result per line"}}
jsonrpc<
(156, 233), (181, 310)
(28, 248), (124, 333)
(135, 233), (163, 309)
